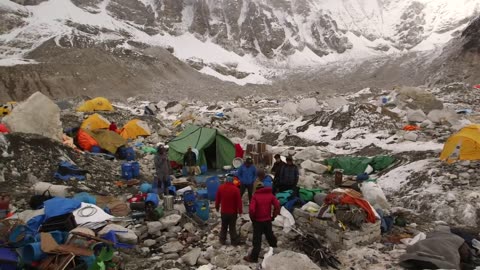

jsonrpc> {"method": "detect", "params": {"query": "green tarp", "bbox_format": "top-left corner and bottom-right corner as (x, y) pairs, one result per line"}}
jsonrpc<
(325, 156), (396, 175)
(167, 125), (236, 169)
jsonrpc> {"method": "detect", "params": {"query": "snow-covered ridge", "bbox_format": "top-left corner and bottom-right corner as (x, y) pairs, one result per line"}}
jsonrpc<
(0, 0), (478, 85)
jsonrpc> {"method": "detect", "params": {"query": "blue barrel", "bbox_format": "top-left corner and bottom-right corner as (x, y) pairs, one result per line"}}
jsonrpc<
(183, 191), (196, 214)
(22, 242), (45, 263)
(121, 163), (133, 180)
(200, 165), (207, 174)
(125, 147), (135, 161)
(206, 176), (220, 201)
(197, 189), (208, 199)
(131, 162), (140, 178)
(195, 200), (209, 221)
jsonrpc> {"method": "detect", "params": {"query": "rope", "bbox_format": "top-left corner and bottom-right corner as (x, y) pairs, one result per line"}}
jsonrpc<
(78, 206), (97, 217)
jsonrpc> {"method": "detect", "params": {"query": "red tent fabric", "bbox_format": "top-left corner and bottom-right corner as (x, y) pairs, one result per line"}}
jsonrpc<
(473, 84), (480, 89)
(235, 144), (244, 158)
(0, 124), (9, 133)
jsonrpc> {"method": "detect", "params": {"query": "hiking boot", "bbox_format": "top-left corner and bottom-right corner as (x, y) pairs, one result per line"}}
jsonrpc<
(243, 256), (258, 263)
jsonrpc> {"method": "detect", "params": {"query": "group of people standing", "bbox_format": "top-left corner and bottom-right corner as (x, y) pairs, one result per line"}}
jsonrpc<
(216, 154), (299, 263)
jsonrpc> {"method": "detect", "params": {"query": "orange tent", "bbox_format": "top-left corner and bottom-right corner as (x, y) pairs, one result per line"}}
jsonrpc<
(77, 129), (98, 151)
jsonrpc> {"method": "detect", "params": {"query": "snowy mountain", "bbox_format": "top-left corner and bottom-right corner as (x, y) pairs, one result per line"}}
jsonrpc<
(0, 0), (479, 92)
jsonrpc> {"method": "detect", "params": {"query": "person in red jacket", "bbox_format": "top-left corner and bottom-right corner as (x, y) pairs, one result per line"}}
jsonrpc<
(244, 182), (280, 263)
(215, 176), (243, 245)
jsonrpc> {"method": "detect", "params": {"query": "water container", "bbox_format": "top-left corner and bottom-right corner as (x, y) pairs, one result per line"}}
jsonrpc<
(121, 163), (133, 180)
(140, 183), (152, 193)
(197, 189), (208, 200)
(131, 162), (140, 178)
(200, 165), (207, 174)
(195, 200), (210, 221)
(125, 147), (135, 161)
(168, 185), (177, 196)
(206, 176), (220, 201)
(22, 242), (45, 263)
(183, 191), (196, 214)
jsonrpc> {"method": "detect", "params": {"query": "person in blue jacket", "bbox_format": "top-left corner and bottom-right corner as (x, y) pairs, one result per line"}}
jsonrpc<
(237, 157), (257, 202)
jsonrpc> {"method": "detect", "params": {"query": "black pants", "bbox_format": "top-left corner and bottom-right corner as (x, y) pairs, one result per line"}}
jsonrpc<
(240, 184), (253, 201)
(250, 221), (277, 261)
(220, 213), (239, 244)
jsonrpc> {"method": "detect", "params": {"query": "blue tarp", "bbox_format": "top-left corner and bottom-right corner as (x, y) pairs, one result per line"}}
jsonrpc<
(44, 198), (81, 220)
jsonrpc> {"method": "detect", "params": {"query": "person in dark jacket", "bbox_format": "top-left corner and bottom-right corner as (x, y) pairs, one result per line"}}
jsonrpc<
(215, 176), (243, 245)
(183, 146), (197, 176)
(237, 158), (257, 202)
(275, 156), (299, 193)
(271, 154), (285, 177)
(244, 182), (280, 263)
(154, 145), (171, 196)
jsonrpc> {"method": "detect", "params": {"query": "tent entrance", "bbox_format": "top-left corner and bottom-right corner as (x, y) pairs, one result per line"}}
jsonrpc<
(204, 141), (217, 169)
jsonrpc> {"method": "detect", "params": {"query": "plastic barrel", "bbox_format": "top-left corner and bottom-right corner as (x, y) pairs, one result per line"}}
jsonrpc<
(22, 242), (44, 264)
(140, 183), (152, 193)
(121, 163), (133, 180)
(197, 189), (208, 200)
(195, 200), (210, 221)
(131, 162), (140, 178)
(200, 165), (207, 174)
(206, 176), (220, 201)
(183, 191), (196, 214)
(125, 147), (135, 161)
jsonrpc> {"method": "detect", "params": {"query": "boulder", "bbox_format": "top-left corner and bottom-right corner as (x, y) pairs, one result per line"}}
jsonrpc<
(420, 119), (434, 128)
(407, 109), (427, 122)
(396, 87), (444, 113)
(264, 251), (321, 270)
(181, 248), (201, 266)
(144, 239), (156, 247)
(183, 222), (197, 233)
(245, 129), (261, 141)
(297, 98), (319, 116)
(167, 104), (183, 113)
(232, 108), (250, 121)
(427, 109), (458, 125)
(404, 132), (418, 142)
(282, 102), (298, 116)
(294, 146), (323, 161)
(301, 160), (328, 174)
(3, 92), (62, 141)
(98, 224), (138, 244)
(161, 241), (184, 253)
(160, 214), (182, 227)
(326, 97), (348, 110)
(212, 254), (238, 268)
(147, 221), (164, 235)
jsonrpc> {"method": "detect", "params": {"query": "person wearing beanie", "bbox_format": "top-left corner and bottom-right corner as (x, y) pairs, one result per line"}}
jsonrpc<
(252, 168), (273, 194)
(237, 157), (257, 202)
(275, 155), (299, 193)
(215, 176), (243, 245)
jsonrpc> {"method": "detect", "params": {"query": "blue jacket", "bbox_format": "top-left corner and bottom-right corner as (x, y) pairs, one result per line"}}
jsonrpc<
(238, 164), (257, 185)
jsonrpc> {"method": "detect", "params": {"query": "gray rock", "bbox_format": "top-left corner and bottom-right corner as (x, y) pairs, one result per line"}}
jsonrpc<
(161, 241), (184, 253)
(164, 253), (180, 260)
(160, 214), (182, 227)
(212, 254), (239, 268)
(181, 248), (201, 266)
(404, 132), (418, 142)
(183, 222), (197, 233)
(140, 247), (150, 255)
(168, 226), (182, 233)
(264, 251), (321, 270)
(407, 109), (427, 122)
(459, 172), (470, 179)
(147, 221), (164, 235)
(232, 266), (251, 270)
(301, 160), (328, 174)
(144, 239), (156, 247)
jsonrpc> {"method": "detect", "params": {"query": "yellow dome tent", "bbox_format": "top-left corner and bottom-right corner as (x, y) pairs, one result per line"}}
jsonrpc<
(120, 119), (151, 139)
(77, 97), (114, 112)
(81, 113), (110, 130)
(440, 124), (480, 163)
(0, 102), (17, 117)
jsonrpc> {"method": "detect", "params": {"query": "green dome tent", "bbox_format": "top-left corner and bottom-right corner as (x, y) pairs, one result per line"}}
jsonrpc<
(168, 125), (236, 169)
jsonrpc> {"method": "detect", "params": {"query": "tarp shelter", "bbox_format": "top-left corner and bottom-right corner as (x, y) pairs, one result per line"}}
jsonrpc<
(0, 102), (16, 117)
(77, 97), (114, 112)
(77, 129), (126, 154)
(325, 156), (396, 175)
(80, 114), (110, 130)
(120, 119), (151, 139)
(440, 124), (480, 163)
(168, 125), (235, 169)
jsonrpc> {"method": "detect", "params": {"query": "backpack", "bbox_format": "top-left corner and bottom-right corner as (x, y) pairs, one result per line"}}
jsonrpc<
(276, 190), (294, 205)
(299, 188), (323, 202)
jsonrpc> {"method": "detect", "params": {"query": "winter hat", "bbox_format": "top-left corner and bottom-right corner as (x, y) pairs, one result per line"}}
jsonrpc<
(255, 181), (264, 190)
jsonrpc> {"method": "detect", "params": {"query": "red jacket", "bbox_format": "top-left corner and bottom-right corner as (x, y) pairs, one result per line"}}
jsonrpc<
(215, 182), (242, 215)
(249, 187), (280, 222)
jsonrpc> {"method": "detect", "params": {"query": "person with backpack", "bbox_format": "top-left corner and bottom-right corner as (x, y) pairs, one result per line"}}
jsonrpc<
(244, 182), (280, 263)
(215, 176), (243, 245)
(275, 156), (299, 193)
(237, 158), (257, 202)
(154, 144), (171, 196)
